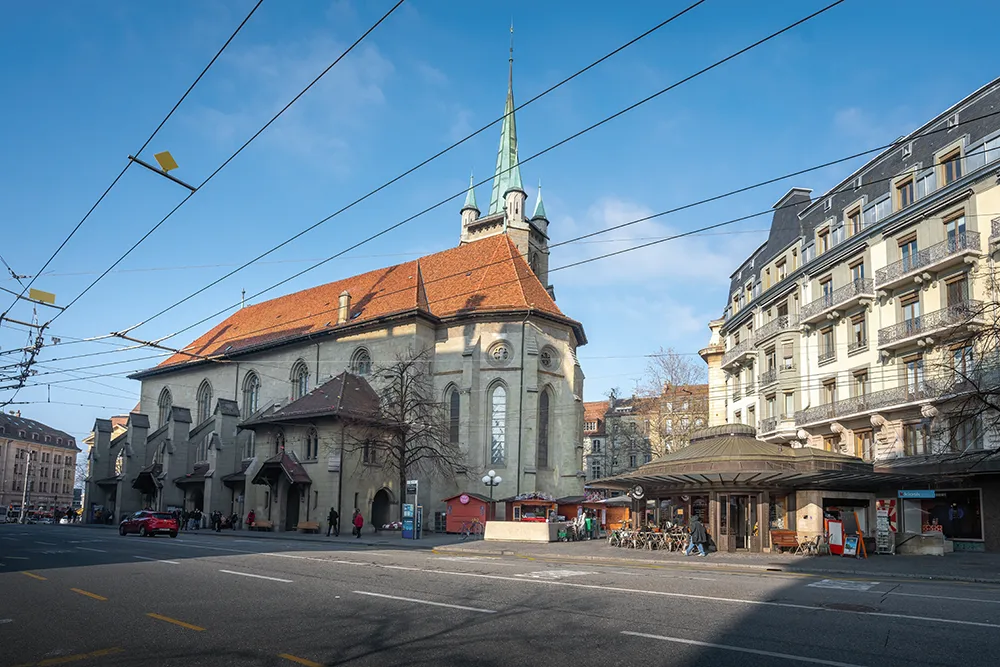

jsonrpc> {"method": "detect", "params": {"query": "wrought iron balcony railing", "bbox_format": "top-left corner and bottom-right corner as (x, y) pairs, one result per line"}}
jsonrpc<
(745, 382), (756, 396)
(759, 416), (778, 434)
(722, 339), (753, 367)
(801, 278), (874, 323)
(759, 368), (778, 387)
(818, 348), (837, 365)
(732, 389), (742, 402)
(875, 232), (980, 286)
(754, 314), (800, 345)
(877, 300), (983, 347)
(992, 217), (1000, 240)
(847, 338), (868, 355)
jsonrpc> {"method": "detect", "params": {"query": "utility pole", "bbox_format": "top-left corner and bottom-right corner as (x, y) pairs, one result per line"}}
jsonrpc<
(19, 448), (32, 523)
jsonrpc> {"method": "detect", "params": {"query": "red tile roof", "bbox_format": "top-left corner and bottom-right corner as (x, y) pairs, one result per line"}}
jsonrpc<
(150, 235), (583, 372)
(583, 401), (609, 423)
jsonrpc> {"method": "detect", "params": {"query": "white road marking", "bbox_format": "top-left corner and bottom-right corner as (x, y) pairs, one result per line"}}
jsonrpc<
(622, 632), (868, 667)
(808, 579), (878, 592)
(516, 569), (594, 580)
(1, 537), (17, 541)
(434, 556), (521, 567)
(885, 590), (1000, 605)
(34, 541), (56, 546)
(371, 564), (1000, 629)
(0, 619), (12, 624)
(134, 556), (180, 565)
(218, 569), (292, 583)
(353, 591), (496, 614)
(76, 547), (107, 553)
(3, 556), (28, 560)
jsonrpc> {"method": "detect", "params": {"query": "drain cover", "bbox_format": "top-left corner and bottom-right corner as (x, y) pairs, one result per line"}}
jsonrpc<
(822, 603), (878, 613)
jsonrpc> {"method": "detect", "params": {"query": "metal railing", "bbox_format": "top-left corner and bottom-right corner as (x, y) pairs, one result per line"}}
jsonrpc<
(875, 232), (980, 286)
(801, 278), (874, 321)
(732, 389), (742, 402)
(754, 314), (799, 344)
(877, 300), (983, 347)
(818, 348), (837, 365)
(992, 216), (1000, 240)
(759, 368), (778, 386)
(722, 339), (753, 367)
(759, 416), (778, 434)
(848, 338), (868, 355)
(745, 382), (756, 396)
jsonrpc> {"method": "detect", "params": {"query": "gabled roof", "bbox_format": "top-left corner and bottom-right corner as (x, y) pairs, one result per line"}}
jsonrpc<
(252, 451), (312, 486)
(241, 372), (380, 427)
(583, 401), (608, 435)
(140, 235), (582, 375)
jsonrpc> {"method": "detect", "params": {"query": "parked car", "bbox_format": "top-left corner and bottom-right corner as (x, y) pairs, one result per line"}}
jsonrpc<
(38, 517), (54, 525)
(119, 511), (178, 538)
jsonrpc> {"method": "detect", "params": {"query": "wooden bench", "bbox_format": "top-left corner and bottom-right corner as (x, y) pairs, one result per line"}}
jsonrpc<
(252, 520), (273, 532)
(770, 529), (798, 553)
(297, 521), (320, 534)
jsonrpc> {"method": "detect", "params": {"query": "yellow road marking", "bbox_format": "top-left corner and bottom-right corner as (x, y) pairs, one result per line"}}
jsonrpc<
(21, 572), (46, 581)
(146, 612), (205, 631)
(279, 653), (324, 667)
(70, 588), (107, 601)
(9, 647), (124, 667)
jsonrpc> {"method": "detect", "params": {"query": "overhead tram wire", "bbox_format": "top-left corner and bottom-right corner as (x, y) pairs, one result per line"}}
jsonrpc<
(20, 113), (1000, 379)
(41, 0), (407, 327)
(0, 0), (266, 319)
(116, 1), (709, 331)
(126, 0), (847, 346)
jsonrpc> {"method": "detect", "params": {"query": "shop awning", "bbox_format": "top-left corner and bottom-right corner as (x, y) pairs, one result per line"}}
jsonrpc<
(251, 451), (311, 487)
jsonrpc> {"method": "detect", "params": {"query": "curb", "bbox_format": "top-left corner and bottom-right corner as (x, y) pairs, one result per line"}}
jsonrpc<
(431, 546), (1000, 585)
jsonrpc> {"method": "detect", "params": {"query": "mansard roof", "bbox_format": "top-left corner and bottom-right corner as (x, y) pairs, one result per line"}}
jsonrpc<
(136, 234), (584, 376)
(0, 412), (77, 450)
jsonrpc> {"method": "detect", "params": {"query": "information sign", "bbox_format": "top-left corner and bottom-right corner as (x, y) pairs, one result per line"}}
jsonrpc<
(842, 535), (860, 558)
(875, 508), (894, 555)
(898, 489), (935, 499)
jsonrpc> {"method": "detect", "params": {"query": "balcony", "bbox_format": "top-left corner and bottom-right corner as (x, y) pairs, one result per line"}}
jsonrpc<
(721, 339), (755, 370)
(818, 347), (837, 366)
(800, 278), (875, 325)
(992, 217), (1000, 246)
(759, 414), (795, 436)
(732, 389), (742, 402)
(847, 337), (868, 356)
(759, 368), (778, 387)
(874, 232), (980, 291)
(754, 314), (800, 345)
(877, 300), (984, 351)
(745, 382), (756, 396)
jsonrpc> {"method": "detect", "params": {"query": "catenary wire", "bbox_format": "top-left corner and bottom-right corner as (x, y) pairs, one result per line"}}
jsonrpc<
(0, 0), (266, 318)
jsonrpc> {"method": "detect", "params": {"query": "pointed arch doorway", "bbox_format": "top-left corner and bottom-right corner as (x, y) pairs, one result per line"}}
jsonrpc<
(371, 488), (392, 531)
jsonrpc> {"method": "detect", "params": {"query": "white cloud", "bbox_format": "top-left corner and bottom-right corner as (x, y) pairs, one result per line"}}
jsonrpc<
(416, 62), (448, 87)
(552, 196), (756, 287)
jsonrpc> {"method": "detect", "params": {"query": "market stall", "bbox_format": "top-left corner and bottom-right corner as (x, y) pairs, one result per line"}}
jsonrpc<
(442, 492), (492, 533)
(501, 492), (557, 522)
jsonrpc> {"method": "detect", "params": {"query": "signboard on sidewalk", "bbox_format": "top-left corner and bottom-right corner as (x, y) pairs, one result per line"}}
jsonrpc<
(875, 508), (894, 555)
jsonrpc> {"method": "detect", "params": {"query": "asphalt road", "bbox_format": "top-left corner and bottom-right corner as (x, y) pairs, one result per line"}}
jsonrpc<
(3, 524), (1000, 667)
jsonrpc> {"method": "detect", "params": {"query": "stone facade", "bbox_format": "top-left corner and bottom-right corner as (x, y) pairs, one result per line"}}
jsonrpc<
(0, 412), (79, 512)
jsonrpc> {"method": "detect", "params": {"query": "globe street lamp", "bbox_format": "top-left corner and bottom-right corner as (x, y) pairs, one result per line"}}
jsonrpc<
(481, 470), (502, 521)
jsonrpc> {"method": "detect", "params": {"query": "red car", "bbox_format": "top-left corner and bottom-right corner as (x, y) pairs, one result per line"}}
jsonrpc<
(119, 511), (178, 538)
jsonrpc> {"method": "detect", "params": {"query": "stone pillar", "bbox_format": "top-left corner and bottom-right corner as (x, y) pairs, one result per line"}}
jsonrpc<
(700, 318), (728, 426)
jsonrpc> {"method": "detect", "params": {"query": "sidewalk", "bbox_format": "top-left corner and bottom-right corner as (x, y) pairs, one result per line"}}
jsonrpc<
(435, 538), (1000, 585)
(67, 522), (470, 551)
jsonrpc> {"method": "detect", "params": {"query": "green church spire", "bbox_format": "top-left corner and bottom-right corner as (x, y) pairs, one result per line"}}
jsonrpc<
(532, 180), (547, 220)
(461, 171), (478, 212)
(488, 24), (524, 215)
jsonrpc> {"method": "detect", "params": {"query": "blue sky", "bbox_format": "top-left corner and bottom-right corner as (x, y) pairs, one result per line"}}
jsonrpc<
(2, 0), (999, 440)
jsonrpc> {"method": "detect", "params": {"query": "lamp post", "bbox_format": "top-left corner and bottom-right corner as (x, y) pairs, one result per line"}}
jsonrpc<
(481, 470), (502, 521)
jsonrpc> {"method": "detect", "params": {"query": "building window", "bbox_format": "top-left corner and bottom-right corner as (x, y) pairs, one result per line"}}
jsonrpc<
(903, 422), (931, 456)
(765, 395), (776, 418)
(916, 169), (937, 198)
(783, 392), (794, 417)
(274, 430), (285, 455)
(819, 327), (835, 364)
(952, 345), (974, 380)
(489, 384), (507, 465)
(350, 348), (372, 376)
(904, 355), (925, 396)
(291, 360), (310, 400)
(776, 259), (786, 281)
(941, 149), (963, 185)
(590, 460), (601, 480)
(822, 435), (837, 452)
(946, 275), (969, 308)
(850, 259), (865, 284)
(782, 343), (794, 370)
(197, 437), (208, 463)
(536, 390), (550, 468)
(900, 293), (921, 336)
(539, 347), (557, 370)
(854, 429), (873, 460)
(114, 449), (124, 476)
(196, 380), (212, 424)
(592, 439), (602, 454)
(817, 227), (830, 254)
(822, 379), (836, 405)
(949, 416), (981, 452)
(853, 370), (868, 397)
(734, 410), (741, 425)
(242, 372), (260, 418)
(448, 387), (460, 445)
(944, 214), (966, 249)
(305, 427), (319, 461)
(846, 207), (862, 236)
(850, 314), (867, 353)
(896, 176), (914, 209)
(157, 387), (172, 428)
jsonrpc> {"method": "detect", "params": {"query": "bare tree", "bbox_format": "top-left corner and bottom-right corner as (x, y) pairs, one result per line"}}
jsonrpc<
(347, 347), (471, 521)
(635, 347), (710, 454)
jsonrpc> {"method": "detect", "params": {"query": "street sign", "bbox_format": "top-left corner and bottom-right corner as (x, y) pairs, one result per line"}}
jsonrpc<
(898, 489), (935, 499)
(406, 480), (418, 496)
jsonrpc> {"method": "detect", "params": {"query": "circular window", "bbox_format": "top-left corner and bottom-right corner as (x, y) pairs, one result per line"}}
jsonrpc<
(488, 341), (512, 365)
(539, 347), (557, 370)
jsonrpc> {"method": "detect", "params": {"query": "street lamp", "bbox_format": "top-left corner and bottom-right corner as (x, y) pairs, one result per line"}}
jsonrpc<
(481, 470), (502, 521)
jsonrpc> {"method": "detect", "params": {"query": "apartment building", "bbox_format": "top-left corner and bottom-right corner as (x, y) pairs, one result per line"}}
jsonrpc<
(0, 411), (79, 512)
(703, 78), (1000, 550)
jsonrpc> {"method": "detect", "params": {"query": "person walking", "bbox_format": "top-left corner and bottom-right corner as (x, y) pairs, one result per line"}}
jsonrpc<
(352, 509), (363, 538)
(180, 510), (189, 532)
(327, 507), (340, 537)
(246, 509), (256, 530)
(685, 514), (708, 557)
(213, 510), (222, 533)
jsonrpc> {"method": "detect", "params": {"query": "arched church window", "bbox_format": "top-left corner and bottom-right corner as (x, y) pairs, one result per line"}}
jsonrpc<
(489, 384), (507, 465)
(114, 449), (124, 476)
(157, 387), (172, 429)
(306, 427), (319, 461)
(274, 429), (286, 455)
(539, 347), (557, 370)
(242, 372), (260, 418)
(196, 380), (212, 424)
(447, 386), (460, 445)
(350, 348), (372, 376)
(291, 360), (310, 400)
(488, 341), (512, 366)
(537, 389), (550, 468)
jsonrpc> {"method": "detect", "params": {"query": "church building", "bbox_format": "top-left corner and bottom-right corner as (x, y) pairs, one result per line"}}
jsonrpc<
(85, 55), (588, 531)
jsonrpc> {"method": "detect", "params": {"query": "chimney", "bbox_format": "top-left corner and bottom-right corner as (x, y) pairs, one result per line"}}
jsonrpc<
(338, 290), (351, 324)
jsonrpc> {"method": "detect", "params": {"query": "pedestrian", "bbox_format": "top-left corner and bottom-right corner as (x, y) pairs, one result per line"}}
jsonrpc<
(180, 510), (189, 531)
(246, 509), (256, 530)
(213, 510), (222, 533)
(685, 514), (708, 557)
(230, 512), (239, 530)
(352, 509), (363, 538)
(327, 507), (340, 537)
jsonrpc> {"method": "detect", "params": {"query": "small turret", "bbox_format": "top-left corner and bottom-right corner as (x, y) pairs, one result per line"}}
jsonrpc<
(461, 171), (480, 228)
